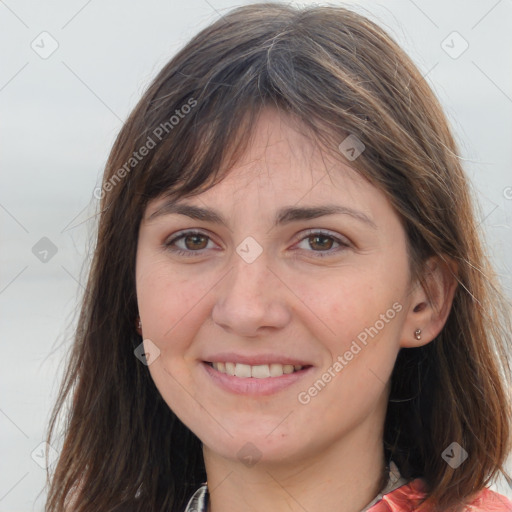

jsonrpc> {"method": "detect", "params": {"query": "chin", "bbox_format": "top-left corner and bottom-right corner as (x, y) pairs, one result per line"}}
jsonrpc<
(198, 420), (312, 466)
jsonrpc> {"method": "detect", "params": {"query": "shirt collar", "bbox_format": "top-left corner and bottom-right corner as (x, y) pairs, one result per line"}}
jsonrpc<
(183, 461), (411, 512)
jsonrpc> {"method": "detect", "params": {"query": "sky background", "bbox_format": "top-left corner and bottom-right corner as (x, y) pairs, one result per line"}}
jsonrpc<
(1, 0), (511, 510)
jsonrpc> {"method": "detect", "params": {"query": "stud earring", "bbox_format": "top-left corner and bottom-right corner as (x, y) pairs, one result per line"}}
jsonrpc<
(138, 319), (142, 330)
(414, 328), (421, 341)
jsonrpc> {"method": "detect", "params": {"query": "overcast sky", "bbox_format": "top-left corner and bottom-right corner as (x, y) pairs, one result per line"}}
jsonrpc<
(1, 1), (511, 510)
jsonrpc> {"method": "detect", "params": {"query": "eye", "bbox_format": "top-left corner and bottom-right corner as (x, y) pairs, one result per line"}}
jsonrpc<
(164, 230), (217, 257)
(164, 229), (351, 259)
(293, 230), (351, 257)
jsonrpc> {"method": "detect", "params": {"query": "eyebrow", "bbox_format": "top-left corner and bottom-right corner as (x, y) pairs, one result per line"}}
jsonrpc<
(147, 201), (377, 229)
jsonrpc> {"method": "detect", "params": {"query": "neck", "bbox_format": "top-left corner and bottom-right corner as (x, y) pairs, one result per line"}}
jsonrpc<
(203, 423), (387, 512)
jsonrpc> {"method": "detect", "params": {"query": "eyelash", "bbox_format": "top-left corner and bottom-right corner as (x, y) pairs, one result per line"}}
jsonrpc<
(164, 229), (351, 259)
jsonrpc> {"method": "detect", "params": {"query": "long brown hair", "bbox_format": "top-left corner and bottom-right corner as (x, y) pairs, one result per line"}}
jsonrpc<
(45, 3), (511, 511)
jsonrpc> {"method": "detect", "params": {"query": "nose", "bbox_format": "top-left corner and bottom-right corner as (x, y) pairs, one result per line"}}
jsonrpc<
(211, 253), (291, 337)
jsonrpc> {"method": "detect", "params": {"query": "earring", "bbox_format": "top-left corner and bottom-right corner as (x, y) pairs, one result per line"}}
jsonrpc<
(138, 319), (142, 330)
(414, 328), (421, 341)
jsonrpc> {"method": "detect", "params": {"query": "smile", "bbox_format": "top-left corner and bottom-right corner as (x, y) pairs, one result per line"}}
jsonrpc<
(207, 361), (305, 378)
(201, 361), (313, 396)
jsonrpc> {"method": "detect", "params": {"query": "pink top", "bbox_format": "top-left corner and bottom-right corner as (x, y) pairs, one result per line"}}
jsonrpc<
(183, 462), (512, 512)
(366, 477), (512, 511)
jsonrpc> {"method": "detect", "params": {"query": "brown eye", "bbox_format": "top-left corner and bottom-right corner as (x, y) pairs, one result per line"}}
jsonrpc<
(164, 230), (215, 257)
(308, 234), (335, 251)
(294, 230), (351, 257)
(183, 233), (209, 250)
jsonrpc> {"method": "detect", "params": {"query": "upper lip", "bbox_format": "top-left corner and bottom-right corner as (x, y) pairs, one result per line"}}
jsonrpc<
(202, 353), (313, 367)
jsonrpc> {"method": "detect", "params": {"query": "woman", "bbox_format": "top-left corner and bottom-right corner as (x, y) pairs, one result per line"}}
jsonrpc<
(45, 3), (512, 511)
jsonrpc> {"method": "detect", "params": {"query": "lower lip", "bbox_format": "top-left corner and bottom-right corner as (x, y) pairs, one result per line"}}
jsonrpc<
(201, 362), (313, 396)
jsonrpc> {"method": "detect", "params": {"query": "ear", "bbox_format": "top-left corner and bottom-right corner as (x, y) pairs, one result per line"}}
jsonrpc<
(399, 255), (458, 348)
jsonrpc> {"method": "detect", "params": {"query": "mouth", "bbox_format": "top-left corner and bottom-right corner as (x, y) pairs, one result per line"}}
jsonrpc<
(201, 360), (314, 396)
(205, 361), (311, 378)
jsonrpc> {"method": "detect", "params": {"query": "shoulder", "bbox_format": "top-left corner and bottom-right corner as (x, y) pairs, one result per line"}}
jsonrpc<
(370, 478), (512, 512)
(462, 487), (512, 511)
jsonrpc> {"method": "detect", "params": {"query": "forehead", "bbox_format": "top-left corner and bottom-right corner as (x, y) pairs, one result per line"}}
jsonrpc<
(147, 108), (378, 215)
(224, 109), (362, 184)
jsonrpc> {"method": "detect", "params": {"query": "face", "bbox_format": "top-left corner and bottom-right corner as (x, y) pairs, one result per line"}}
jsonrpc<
(135, 109), (415, 466)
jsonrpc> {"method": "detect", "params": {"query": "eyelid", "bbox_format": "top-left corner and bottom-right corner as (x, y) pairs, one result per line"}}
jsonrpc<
(163, 228), (352, 257)
(291, 228), (352, 257)
(295, 228), (351, 245)
(165, 229), (218, 249)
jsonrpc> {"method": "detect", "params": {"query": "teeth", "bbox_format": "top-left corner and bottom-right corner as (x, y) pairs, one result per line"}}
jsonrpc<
(225, 362), (236, 376)
(211, 362), (304, 378)
(283, 364), (294, 374)
(235, 363), (251, 378)
(251, 364), (270, 379)
(269, 363), (284, 377)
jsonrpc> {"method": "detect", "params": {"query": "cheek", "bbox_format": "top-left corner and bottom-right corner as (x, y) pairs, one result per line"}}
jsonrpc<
(135, 257), (206, 411)
(136, 255), (207, 355)
(296, 267), (404, 344)
(289, 264), (406, 406)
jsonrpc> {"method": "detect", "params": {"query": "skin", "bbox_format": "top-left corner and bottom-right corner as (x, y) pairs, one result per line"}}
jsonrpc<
(135, 109), (456, 512)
